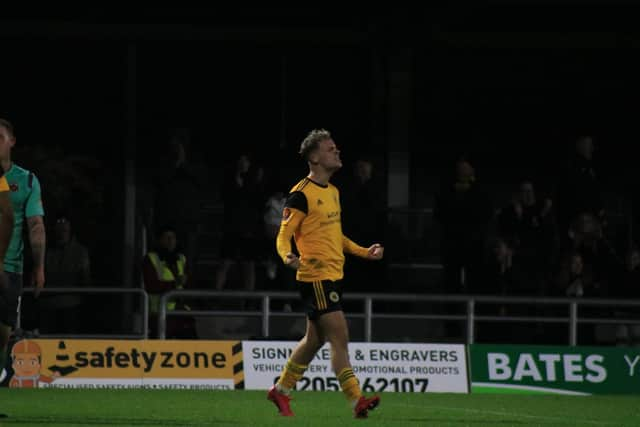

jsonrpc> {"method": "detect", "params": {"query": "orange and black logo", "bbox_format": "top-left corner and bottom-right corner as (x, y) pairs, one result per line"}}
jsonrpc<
(282, 208), (291, 220)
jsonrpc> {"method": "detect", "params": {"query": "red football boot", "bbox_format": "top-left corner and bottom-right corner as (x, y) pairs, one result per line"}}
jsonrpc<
(267, 385), (294, 417)
(353, 395), (381, 419)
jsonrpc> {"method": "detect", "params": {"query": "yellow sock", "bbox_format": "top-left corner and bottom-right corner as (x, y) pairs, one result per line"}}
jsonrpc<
(276, 359), (308, 392)
(337, 367), (362, 402)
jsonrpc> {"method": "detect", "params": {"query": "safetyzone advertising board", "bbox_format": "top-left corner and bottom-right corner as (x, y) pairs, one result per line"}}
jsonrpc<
(1, 339), (244, 390)
(470, 344), (640, 395)
(1, 339), (468, 393)
(243, 341), (469, 393)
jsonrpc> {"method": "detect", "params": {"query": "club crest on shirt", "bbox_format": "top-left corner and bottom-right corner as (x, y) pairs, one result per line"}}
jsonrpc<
(9, 183), (18, 192)
(282, 207), (292, 221)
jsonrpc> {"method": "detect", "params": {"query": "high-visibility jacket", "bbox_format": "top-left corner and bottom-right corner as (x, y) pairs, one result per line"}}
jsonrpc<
(146, 251), (186, 314)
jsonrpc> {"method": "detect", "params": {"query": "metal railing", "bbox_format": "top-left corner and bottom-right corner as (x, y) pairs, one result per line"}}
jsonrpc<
(157, 290), (640, 345)
(20, 287), (149, 339)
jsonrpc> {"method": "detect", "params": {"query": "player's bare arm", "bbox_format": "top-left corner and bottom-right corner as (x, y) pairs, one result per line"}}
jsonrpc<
(27, 215), (45, 296)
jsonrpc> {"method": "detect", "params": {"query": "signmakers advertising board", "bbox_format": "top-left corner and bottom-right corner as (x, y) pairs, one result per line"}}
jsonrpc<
(470, 344), (640, 395)
(2, 339), (244, 390)
(243, 341), (469, 393)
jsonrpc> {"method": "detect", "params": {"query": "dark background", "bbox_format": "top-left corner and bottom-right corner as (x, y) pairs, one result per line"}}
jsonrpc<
(0, 4), (638, 283)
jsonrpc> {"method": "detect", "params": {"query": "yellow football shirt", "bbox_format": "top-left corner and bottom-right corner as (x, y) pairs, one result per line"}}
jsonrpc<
(276, 177), (368, 282)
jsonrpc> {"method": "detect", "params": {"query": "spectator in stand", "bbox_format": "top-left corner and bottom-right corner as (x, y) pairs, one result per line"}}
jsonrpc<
(615, 246), (640, 345)
(152, 128), (207, 275)
(552, 249), (602, 345)
(40, 214), (91, 334)
(263, 187), (297, 313)
(553, 251), (594, 298)
(477, 237), (529, 343)
(497, 180), (557, 294)
(142, 225), (195, 339)
(480, 237), (523, 297)
(564, 212), (620, 296)
(618, 246), (640, 298)
(46, 214), (90, 287)
(264, 188), (287, 281)
(341, 157), (385, 292)
(434, 157), (493, 293)
(556, 135), (605, 243)
(215, 153), (264, 293)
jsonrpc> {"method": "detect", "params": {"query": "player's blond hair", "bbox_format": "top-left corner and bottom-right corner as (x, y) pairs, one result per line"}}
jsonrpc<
(299, 129), (331, 161)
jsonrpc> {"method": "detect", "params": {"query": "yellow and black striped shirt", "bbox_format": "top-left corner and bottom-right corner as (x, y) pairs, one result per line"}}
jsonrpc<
(276, 177), (368, 282)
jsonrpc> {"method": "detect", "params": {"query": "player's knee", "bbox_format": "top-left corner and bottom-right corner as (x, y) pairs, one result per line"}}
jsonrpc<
(325, 333), (349, 350)
(302, 334), (323, 352)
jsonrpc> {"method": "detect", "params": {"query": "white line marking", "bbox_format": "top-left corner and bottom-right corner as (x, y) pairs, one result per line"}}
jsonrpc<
(472, 382), (590, 396)
(388, 402), (616, 426)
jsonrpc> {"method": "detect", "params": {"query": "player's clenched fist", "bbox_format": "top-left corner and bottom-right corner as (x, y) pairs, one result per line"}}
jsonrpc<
(366, 244), (384, 260)
(284, 252), (300, 270)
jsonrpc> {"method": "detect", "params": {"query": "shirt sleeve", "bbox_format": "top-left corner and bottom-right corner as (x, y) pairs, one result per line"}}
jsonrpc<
(276, 192), (308, 262)
(285, 191), (308, 214)
(25, 173), (44, 217)
(343, 235), (369, 258)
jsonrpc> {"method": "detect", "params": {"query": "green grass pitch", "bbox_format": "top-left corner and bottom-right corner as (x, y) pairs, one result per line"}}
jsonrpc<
(1, 389), (639, 426)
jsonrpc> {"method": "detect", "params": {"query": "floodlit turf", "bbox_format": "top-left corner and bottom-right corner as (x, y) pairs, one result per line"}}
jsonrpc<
(1, 389), (639, 426)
